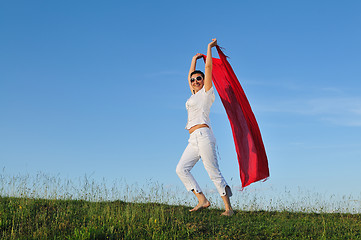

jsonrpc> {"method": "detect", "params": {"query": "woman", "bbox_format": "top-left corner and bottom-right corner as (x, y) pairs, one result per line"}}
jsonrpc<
(176, 39), (233, 216)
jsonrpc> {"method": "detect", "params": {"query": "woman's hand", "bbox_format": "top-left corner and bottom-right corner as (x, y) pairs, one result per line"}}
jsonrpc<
(193, 53), (203, 60)
(208, 38), (217, 48)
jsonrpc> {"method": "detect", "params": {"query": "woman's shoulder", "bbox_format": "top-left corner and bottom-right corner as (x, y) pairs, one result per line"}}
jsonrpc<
(204, 86), (214, 95)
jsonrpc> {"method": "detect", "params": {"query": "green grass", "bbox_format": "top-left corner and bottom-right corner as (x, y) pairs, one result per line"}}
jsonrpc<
(1, 172), (360, 239)
(1, 196), (360, 239)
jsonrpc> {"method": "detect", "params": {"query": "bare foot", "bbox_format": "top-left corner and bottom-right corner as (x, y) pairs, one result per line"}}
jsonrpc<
(221, 209), (234, 216)
(189, 201), (210, 212)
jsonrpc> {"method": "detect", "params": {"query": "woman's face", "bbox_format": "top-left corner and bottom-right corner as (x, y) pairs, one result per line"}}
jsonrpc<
(191, 74), (204, 93)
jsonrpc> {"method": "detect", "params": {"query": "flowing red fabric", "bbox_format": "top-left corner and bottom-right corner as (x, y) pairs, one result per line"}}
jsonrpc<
(203, 46), (269, 188)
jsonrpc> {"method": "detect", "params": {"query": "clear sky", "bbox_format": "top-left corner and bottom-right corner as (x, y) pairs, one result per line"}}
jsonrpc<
(1, 1), (361, 201)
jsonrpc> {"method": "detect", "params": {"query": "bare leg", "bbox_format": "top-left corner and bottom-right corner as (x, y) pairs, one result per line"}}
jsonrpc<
(189, 190), (211, 212)
(221, 186), (234, 216)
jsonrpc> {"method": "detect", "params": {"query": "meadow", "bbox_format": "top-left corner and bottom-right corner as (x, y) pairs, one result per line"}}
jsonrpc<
(1, 171), (360, 239)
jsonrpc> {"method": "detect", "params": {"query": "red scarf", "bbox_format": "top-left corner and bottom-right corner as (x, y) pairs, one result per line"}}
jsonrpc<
(203, 46), (269, 188)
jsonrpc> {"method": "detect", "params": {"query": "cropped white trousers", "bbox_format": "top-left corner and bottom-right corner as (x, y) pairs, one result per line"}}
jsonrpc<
(176, 127), (231, 196)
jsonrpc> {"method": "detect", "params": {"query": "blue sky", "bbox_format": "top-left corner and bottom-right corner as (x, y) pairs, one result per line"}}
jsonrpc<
(1, 1), (361, 199)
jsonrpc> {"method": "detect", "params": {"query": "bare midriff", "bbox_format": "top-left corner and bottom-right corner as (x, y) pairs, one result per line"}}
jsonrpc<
(188, 124), (209, 134)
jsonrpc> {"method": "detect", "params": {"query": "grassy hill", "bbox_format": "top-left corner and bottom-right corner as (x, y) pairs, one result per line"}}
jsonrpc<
(1, 196), (360, 239)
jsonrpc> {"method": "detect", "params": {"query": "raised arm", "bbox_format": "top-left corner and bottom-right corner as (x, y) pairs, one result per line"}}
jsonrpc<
(188, 53), (203, 94)
(204, 38), (217, 92)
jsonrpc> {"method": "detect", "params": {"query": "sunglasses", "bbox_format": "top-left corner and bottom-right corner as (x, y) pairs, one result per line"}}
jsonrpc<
(190, 76), (203, 83)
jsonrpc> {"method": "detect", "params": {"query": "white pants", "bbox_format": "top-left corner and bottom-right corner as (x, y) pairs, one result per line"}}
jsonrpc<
(176, 127), (231, 196)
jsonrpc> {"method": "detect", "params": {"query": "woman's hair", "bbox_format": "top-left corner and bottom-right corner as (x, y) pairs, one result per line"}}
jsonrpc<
(190, 70), (205, 79)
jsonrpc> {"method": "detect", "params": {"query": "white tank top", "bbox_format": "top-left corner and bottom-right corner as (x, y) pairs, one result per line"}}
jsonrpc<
(185, 86), (215, 130)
